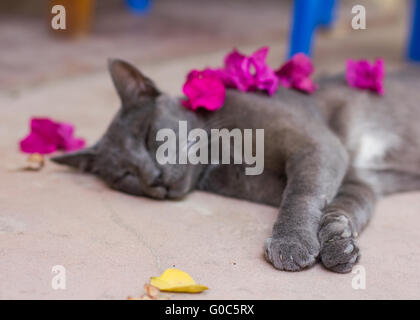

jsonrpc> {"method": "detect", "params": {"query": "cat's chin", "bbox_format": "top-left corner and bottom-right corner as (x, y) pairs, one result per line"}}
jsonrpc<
(143, 185), (188, 200)
(166, 186), (189, 200)
(146, 186), (168, 200)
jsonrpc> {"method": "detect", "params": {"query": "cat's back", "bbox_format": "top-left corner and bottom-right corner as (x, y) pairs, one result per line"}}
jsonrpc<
(221, 85), (325, 132)
(315, 67), (420, 173)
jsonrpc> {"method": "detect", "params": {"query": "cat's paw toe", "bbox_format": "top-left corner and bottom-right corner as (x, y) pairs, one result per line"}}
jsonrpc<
(318, 213), (354, 244)
(264, 236), (319, 272)
(318, 212), (360, 273)
(320, 237), (360, 273)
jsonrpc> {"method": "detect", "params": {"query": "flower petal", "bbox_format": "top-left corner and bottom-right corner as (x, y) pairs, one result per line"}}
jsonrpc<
(19, 117), (85, 154)
(220, 47), (279, 95)
(221, 50), (254, 91)
(57, 122), (86, 152)
(276, 53), (317, 94)
(346, 58), (385, 95)
(20, 132), (57, 154)
(182, 69), (226, 111)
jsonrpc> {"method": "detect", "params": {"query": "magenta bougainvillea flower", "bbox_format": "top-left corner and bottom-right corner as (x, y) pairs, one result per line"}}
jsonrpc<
(218, 47), (279, 96)
(346, 58), (385, 95)
(182, 69), (226, 111)
(20, 118), (85, 154)
(182, 48), (320, 112)
(276, 53), (318, 94)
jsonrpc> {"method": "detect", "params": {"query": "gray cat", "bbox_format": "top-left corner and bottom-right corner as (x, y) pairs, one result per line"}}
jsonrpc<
(52, 59), (420, 273)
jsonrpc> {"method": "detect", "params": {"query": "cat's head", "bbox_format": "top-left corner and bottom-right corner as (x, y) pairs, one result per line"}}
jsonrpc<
(52, 59), (201, 199)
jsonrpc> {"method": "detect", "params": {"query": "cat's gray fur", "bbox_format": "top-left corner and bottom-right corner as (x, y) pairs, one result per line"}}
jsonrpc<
(52, 59), (420, 273)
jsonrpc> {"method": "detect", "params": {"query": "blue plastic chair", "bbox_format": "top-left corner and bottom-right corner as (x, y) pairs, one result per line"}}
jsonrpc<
(289, 0), (336, 57)
(126, 0), (152, 15)
(408, 0), (420, 61)
(290, 0), (420, 62)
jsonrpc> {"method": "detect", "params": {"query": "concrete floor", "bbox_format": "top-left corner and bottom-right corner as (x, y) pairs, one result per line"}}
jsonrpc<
(1, 0), (420, 299)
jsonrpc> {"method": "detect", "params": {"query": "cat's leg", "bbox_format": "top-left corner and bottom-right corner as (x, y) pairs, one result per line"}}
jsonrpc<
(319, 168), (420, 273)
(369, 169), (420, 195)
(318, 168), (377, 273)
(265, 141), (349, 271)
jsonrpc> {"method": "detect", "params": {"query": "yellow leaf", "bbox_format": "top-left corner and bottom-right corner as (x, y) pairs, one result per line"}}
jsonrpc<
(8, 153), (45, 172)
(150, 268), (208, 293)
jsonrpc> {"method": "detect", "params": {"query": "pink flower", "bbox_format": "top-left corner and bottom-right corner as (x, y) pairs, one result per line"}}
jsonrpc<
(56, 122), (86, 151)
(20, 118), (86, 154)
(346, 59), (385, 95)
(276, 53), (318, 94)
(250, 47), (280, 96)
(182, 69), (226, 111)
(218, 47), (279, 96)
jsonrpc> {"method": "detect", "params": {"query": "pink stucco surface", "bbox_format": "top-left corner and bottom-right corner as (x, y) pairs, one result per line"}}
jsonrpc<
(1, 0), (419, 299)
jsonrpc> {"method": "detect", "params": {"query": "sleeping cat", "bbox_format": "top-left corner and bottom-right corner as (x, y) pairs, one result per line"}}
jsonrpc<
(52, 59), (420, 273)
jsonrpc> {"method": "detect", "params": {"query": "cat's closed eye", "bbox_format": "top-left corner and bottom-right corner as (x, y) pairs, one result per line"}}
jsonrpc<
(144, 123), (152, 152)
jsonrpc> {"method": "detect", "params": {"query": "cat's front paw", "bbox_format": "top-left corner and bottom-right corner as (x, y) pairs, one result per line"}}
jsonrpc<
(318, 213), (360, 273)
(264, 232), (320, 271)
(320, 238), (360, 273)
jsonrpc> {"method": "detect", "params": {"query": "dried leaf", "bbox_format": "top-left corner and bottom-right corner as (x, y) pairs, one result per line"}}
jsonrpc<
(7, 153), (45, 172)
(24, 153), (45, 171)
(127, 284), (162, 300)
(127, 294), (152, 300)
(144, 283), (159, 299)
(150, 268), (208, 293)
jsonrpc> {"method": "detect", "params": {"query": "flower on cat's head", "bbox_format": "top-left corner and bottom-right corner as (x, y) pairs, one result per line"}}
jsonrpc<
(218, 47), (279, 96)
(181, 48), (319, 112)
(182, 69), (226, 111)
(276, 53), (318, 94)
(346, 58), (385, 95)
(20, 118), (85, 154)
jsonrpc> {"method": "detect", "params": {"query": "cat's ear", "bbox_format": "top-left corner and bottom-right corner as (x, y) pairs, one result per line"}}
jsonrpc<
(51, 147), (97, 172)
(108, 59), (160, 107)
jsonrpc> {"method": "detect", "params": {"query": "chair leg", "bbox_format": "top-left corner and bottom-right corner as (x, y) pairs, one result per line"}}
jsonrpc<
(408, 0), (420, 61)
(126, 0), (152, 14)
(289, 0), (319, 57)
(316, 0), (337, 28)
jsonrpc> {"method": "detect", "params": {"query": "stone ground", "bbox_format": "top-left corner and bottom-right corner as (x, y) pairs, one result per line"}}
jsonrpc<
(1, 0), (420, 299)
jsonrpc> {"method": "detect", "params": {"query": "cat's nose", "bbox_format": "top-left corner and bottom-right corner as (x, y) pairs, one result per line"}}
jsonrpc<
(135, 159), (161, 186)
(149, 172), (163, 188)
